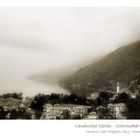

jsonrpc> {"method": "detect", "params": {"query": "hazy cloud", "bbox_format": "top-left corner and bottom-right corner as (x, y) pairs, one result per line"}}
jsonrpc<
(0, 7), (140, 77)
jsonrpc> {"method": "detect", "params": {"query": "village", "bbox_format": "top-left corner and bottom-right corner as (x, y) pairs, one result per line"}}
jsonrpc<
(0, 81), (140, 119)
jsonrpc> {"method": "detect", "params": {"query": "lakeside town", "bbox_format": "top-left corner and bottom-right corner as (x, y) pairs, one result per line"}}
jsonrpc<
(0, 80), (140, 120)
(0, 7), (140, 121)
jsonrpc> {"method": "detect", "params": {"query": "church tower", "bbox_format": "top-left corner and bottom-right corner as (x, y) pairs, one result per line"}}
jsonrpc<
(117, 82), (120, 94)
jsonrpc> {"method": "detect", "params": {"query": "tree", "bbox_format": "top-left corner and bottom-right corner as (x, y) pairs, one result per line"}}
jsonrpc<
(97, 91), (111, 107)
(126, 98), (140, 119)
(96, 106), (109, 119)
(48, 93), (61, 104)
(30, 94), (48, 111)
(10, 109), (18, 119)
(2, 92), (23, 99)
(114, 92), (129, 103)
(30, 94), (48, 119)
(0, 106), (6, 119)
(62, 109), (71, 119)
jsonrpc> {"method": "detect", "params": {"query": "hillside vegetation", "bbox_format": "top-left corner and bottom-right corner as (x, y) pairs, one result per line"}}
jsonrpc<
(60, 41), (140, 96)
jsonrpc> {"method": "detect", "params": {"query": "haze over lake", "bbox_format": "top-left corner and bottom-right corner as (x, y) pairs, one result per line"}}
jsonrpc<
(0, 43), (69, 96)
(1, 7), (140, 96)
(0, 77), (69, 97)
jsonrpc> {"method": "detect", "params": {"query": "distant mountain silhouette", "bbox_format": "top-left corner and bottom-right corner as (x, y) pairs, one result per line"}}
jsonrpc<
(60, 41), (140, 96)
(28, 57), (101, 85)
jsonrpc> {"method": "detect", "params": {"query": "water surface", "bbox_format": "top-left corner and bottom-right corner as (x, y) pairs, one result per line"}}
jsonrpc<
(0, 78), (69, 97)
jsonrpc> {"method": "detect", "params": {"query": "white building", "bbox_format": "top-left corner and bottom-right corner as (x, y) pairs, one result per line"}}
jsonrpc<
(84, 112), (98, 119)
(107, 103), (127, 119)
(87, 92), (100, 100)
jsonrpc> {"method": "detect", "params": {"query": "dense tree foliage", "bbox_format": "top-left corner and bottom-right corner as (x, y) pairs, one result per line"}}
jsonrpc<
(114, 92), (130, 103)
(0, 93), (23, 99)
(30, 93), (91, 119)
(97, 92), (112, 107)
(126, 97), (140, 119)
(30, 94), (48, 111)
(30, 93), (89, 112)
(62, 109), (71, 119)
(0, 106), (33, 119)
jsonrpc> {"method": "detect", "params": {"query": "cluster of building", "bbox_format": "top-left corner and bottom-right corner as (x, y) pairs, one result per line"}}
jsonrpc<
(0, 97), (35, 119)
(116, 81), (140, 99)
(107, 103), (127, 119)
(0, 80), (139, 120)
(41, 104), (91, 119)
(86, 81), (140, 119)
(39, 81), (139, 120)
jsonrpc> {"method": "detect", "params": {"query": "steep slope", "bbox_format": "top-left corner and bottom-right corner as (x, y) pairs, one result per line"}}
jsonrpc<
(60, 41), (140, 96)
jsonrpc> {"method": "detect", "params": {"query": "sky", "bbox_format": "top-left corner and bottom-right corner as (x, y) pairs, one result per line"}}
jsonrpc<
(0, 7), (140, 79)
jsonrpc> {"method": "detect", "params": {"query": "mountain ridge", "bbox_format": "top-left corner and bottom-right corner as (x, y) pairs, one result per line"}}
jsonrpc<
(60, 41), (140, 96)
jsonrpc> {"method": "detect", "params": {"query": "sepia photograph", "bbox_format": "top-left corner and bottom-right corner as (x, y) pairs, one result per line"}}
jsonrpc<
(0, 7), (140, 120)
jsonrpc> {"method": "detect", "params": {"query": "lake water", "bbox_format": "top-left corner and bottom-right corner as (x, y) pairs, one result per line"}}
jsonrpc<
(0, 43), (70, 97)
(0, 78), (69, 97)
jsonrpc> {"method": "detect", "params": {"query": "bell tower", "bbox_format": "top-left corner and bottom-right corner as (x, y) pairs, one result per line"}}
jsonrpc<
(117, 82), (120, 94)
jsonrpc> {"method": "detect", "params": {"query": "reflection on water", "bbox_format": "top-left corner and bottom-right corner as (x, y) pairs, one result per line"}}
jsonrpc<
(0, 78), (69, 97)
